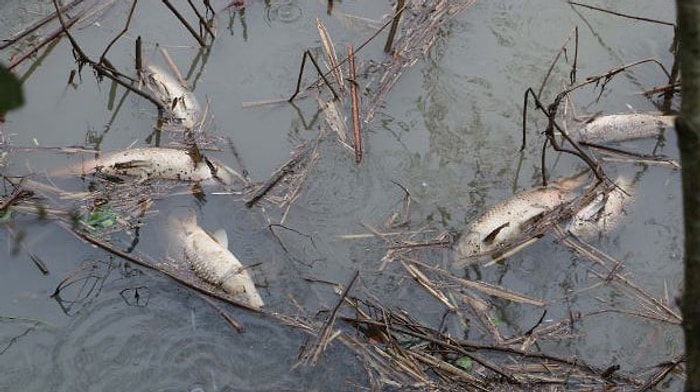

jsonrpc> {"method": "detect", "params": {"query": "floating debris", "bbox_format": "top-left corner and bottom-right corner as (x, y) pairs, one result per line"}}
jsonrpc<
(142, 64), (201, 129)
(167, 210), (264, 309)
(64, 147), (245, 186)
(568, 176), (634, 239)
(577, 113), (675, 143)
(454, 176), (586, 265)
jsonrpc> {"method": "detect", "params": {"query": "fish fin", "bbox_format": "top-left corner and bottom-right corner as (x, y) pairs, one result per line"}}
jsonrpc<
(483, 222), (509, 245)
(210, 228), (229, 248)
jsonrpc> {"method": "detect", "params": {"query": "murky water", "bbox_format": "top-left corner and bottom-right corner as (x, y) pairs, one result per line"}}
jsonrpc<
(1, 1), (682, 391)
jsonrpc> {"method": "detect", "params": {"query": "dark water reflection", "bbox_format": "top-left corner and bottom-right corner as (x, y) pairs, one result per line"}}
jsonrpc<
(0, 0), (683, 390)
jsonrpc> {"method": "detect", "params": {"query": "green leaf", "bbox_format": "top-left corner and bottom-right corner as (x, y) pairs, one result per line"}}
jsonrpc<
(455, 356), (473, 371)
(85, 206), (120, 230)
(0, 64), (24, 114)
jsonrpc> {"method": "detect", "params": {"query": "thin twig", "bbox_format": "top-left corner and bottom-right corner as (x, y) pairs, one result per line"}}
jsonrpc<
(298, 270), (359, 365)
(289, 50), (339, 102)
(161, 0), (207, 47)
(99, 0), (139, 62)
(187, 0), (215, 39)
(568, 1), (675, 26)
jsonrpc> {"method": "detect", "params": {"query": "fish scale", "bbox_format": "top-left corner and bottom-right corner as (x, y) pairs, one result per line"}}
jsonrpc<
(454, 185), (579, 264)
(578, 114), (675, 143)
(63, 147), (244, 185)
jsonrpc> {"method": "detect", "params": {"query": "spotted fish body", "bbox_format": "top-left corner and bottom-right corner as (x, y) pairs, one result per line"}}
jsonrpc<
(454, 178), (583, 265)
(77, 147), (243, 185)
(578, 114), (675, 144)
(143, 64), (201, 129)
(568, 176), (634, 239)
(168, 211), (264, 309)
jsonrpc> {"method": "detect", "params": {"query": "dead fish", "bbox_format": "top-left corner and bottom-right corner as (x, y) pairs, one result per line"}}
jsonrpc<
(168, 210), (264, 309)
(66, 147), (245, 185)
(578, 114), (675, 144)
(454, 176), (585, 266)
(567, 176), (634, 239)
(143, 64), (201, 129)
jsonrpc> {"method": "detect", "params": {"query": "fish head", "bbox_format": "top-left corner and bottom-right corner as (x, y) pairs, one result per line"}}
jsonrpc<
(453, 231), (484, 266)
(222, 273), (264, 309)
(165, 208), (199, 246)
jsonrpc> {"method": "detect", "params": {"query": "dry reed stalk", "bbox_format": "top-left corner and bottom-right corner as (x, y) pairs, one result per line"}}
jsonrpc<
(461, 292), (504, 344)
(401, 261), (456, 310)
(364, 0), (477, 122)
(558, 228), (682, 323)
(316, 18), (345, 92)
(296, 270), (359, 365)
(317, 96), (351, 149)
(160, 48), (187, 86)
(348, 44), (362, 164)
(406, 258), (547, 306)
(245, 142), (314, 208)
(161, 0), (207, 46)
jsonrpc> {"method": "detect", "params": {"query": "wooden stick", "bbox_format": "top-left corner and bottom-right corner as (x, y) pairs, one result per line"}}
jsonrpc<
(383, 0), (405, 53)
(348, 44), (362, 164)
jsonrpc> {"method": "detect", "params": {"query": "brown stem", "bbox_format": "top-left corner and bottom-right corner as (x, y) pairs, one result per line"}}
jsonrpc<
(348, 44), (362, 164)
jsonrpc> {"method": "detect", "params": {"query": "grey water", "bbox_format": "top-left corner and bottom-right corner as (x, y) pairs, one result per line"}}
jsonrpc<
(0, 1), (682, 391)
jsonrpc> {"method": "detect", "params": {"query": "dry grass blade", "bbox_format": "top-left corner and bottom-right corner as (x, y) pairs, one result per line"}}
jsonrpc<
(635, 355), (685, 391)
(401, 260), (456, 310)
(460, 291), (504, 344)
(406, 258), (546, 306)
(364, 0), (477, 122)
(245, 142), (316, 208)
(317, 96), (351, 149)
(316, 18), (345, 92)
(559, 229), (682, 323)
(403, 349), (487, 389)
(297, 270), (359, 366)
